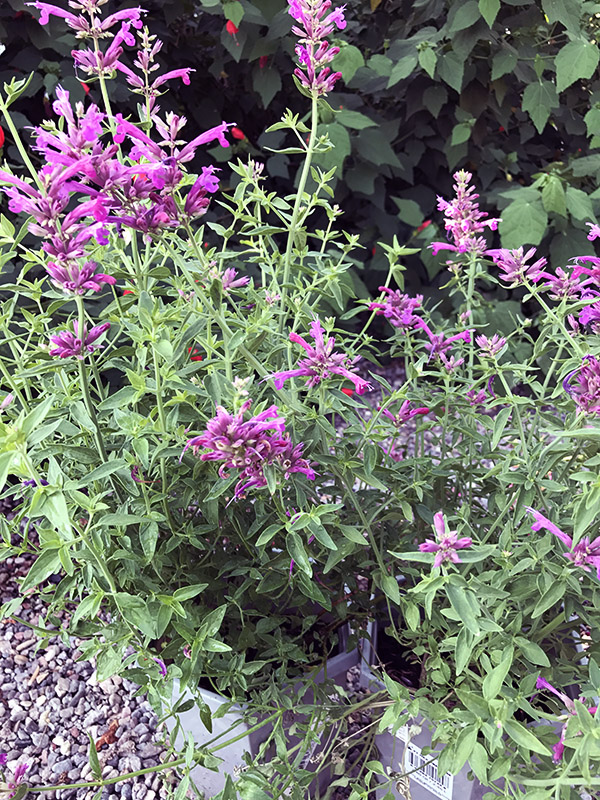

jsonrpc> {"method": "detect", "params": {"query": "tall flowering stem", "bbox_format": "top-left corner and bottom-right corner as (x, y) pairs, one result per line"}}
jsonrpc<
(280, 0), (346, 329)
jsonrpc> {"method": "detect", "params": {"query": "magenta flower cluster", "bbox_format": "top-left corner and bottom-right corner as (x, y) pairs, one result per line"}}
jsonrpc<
(430, 170), (500, 258)
(182, 400), (316, 500)
(563, 355), (600, 415)
(288, 0), (347, 96)
(1, 2), (234, 362)
(419, 512), (472, 567)
(369, 288), (423, 329)
(535, 676), (598, 762)
(270, 318), (372, 394)
(527, 508), (600, 577)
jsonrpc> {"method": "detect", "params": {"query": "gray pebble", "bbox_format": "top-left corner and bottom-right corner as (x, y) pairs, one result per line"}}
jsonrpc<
(52, 757), (73, 774)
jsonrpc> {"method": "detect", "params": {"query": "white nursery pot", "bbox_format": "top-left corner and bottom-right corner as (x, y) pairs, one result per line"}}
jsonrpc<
(166, 627), (358, 796)
(360, 619), (485, 800)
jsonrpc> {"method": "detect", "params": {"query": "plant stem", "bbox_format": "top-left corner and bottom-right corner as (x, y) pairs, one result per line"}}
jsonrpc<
(74, 299), (108, 465)
(0, 100), (44, 189)
(279, 93), (319, 331)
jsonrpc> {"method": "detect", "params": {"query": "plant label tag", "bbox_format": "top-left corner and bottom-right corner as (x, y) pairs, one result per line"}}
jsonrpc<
(394, 726), (454, 800)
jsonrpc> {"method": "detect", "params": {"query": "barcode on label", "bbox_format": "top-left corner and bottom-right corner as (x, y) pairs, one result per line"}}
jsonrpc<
(394, 727), (454, 800)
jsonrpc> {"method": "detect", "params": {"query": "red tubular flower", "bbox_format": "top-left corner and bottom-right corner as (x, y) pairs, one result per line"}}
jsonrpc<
(226, 20), (238, 34)
(0, 127), (4, 149)
(122, 289), (134, 295)
(231, 126), (246, 140)
(80, 81), (90, 94)
(341, 387), (353, 396)
(188, 347), (203, 362)
(416, 219), (431, 232)
(259, 55), (269, 68)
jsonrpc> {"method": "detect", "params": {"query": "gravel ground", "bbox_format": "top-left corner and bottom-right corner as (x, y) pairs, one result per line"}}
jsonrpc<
(0, 552), (176, 800)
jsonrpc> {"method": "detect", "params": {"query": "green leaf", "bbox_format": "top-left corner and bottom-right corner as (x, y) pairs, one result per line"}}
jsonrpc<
(199, 605), (227, 639)
(74, 459), (127, 488)
(492, 49), (517, 81)
(387, 54), (418, 88)
(223, 1), (244, 26)
(96, 647), (122, 681)
(555, 40), (599, 93)
(253, 66), (282, 109)
(307, 519), (337, 549)
(98, 387), (137, 411)
(531, 580), (564, 618)
(88, 732), (103, 780)
(482, 651), (513, 701)
(418, 47), (437, 78)
(286, 532), (312, 576)
(455, 626), (475, 675)
(313, 122), (351, 178)
(491, 407), (512, 450)
(542, 0), (582, 33)
(504, 720), (552, 756)
(541, 175), (567, 216)
(514, 637), (551, 667)
(20, 549), (62, 593)
(438, 51), (465, 93)
(0, 451), (15, 491)
(451, 121), (473, 146)
(521, 81), (559, 134)
(335, 109), (377, 130)
(331, 45), (364, 83)
(140, 521), (159, 561)
(499, 198), (548, 248)
(392, 197), (424, 226)
(380, 573), (401, 604)
(255, 523), (282, 547)
(21, 396), (54, 438)
(479, 0), (500, 26)
(448, 0), (480, 32)
(355, 128), (401, 168)
(446, 583), (481, 636)
(452, 726), (478, 773)
(423, 85), (447, 117)
(154, 339), (173, 362)
(469, 741), (488, 783)
(566, 186), (595, 221)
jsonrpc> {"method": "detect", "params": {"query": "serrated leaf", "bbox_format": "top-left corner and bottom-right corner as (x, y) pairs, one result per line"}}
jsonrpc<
(438, 51), (465, 93)
(492, 49), (517, 81)
(499, 198), (548, 248)
(555, 40), (599, 93)
(387, 54), (418, 87)
(331, 45), (364, 83)
(521, 81), (559, 133)
(418, 47), (437, 78)
(542, 0), (582, 33)
(479, 0), (500, 26)
(566, 186), (595, 221)
(541, 175), (567, 216)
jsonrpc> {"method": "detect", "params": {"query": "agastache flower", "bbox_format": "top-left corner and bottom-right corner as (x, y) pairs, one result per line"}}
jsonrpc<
(368, 288), (423, 329)
(535, 676), (598, 762)
(419, 512), (472, 567)
(0, 753), (7, 767)
(563, 355), (600, 415)
(288, 0), (346, 96)
(527, 507), (600, 578)
(152, 658), (167, 678)
(181, 400), (315, 500)
(45, 260), (116, 294)
(48, 320), (110, 359)
(586, 222), (600, 241)
(430, 170), (500, 257)
(381, 401), (429, 427)
(413, 318), (472, 361)
(7, 762), (29, 798)
(269, 319), (372, 395)
(475, 334), (506, 358)
(542, 266), (582, 300)
(486, 246), (549, 287)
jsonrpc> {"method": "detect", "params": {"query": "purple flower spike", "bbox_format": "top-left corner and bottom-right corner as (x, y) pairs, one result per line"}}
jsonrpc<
(368, 288), (423, 329)
(527, 507), (600, 579)
(475, 334), (506, 358)
(586, 222), (600, 241)
(7, 762), (29, 798)
(430, 170), (501, 257)
(534, 675), (598, 762)
(0, 753), (7, 767)
(419, 511), (472, 568)
(49, 321), (110, 360)
(562, 355), (600, 415)
(182, 400), (315, 500)
(153, 658), (167, 678)
(381, 400), (429, 427)
(269, 319), (372, 395)
(289, 0), (346, 96)
(487, 246), (550, 287)
(45, 260), (116, 295)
